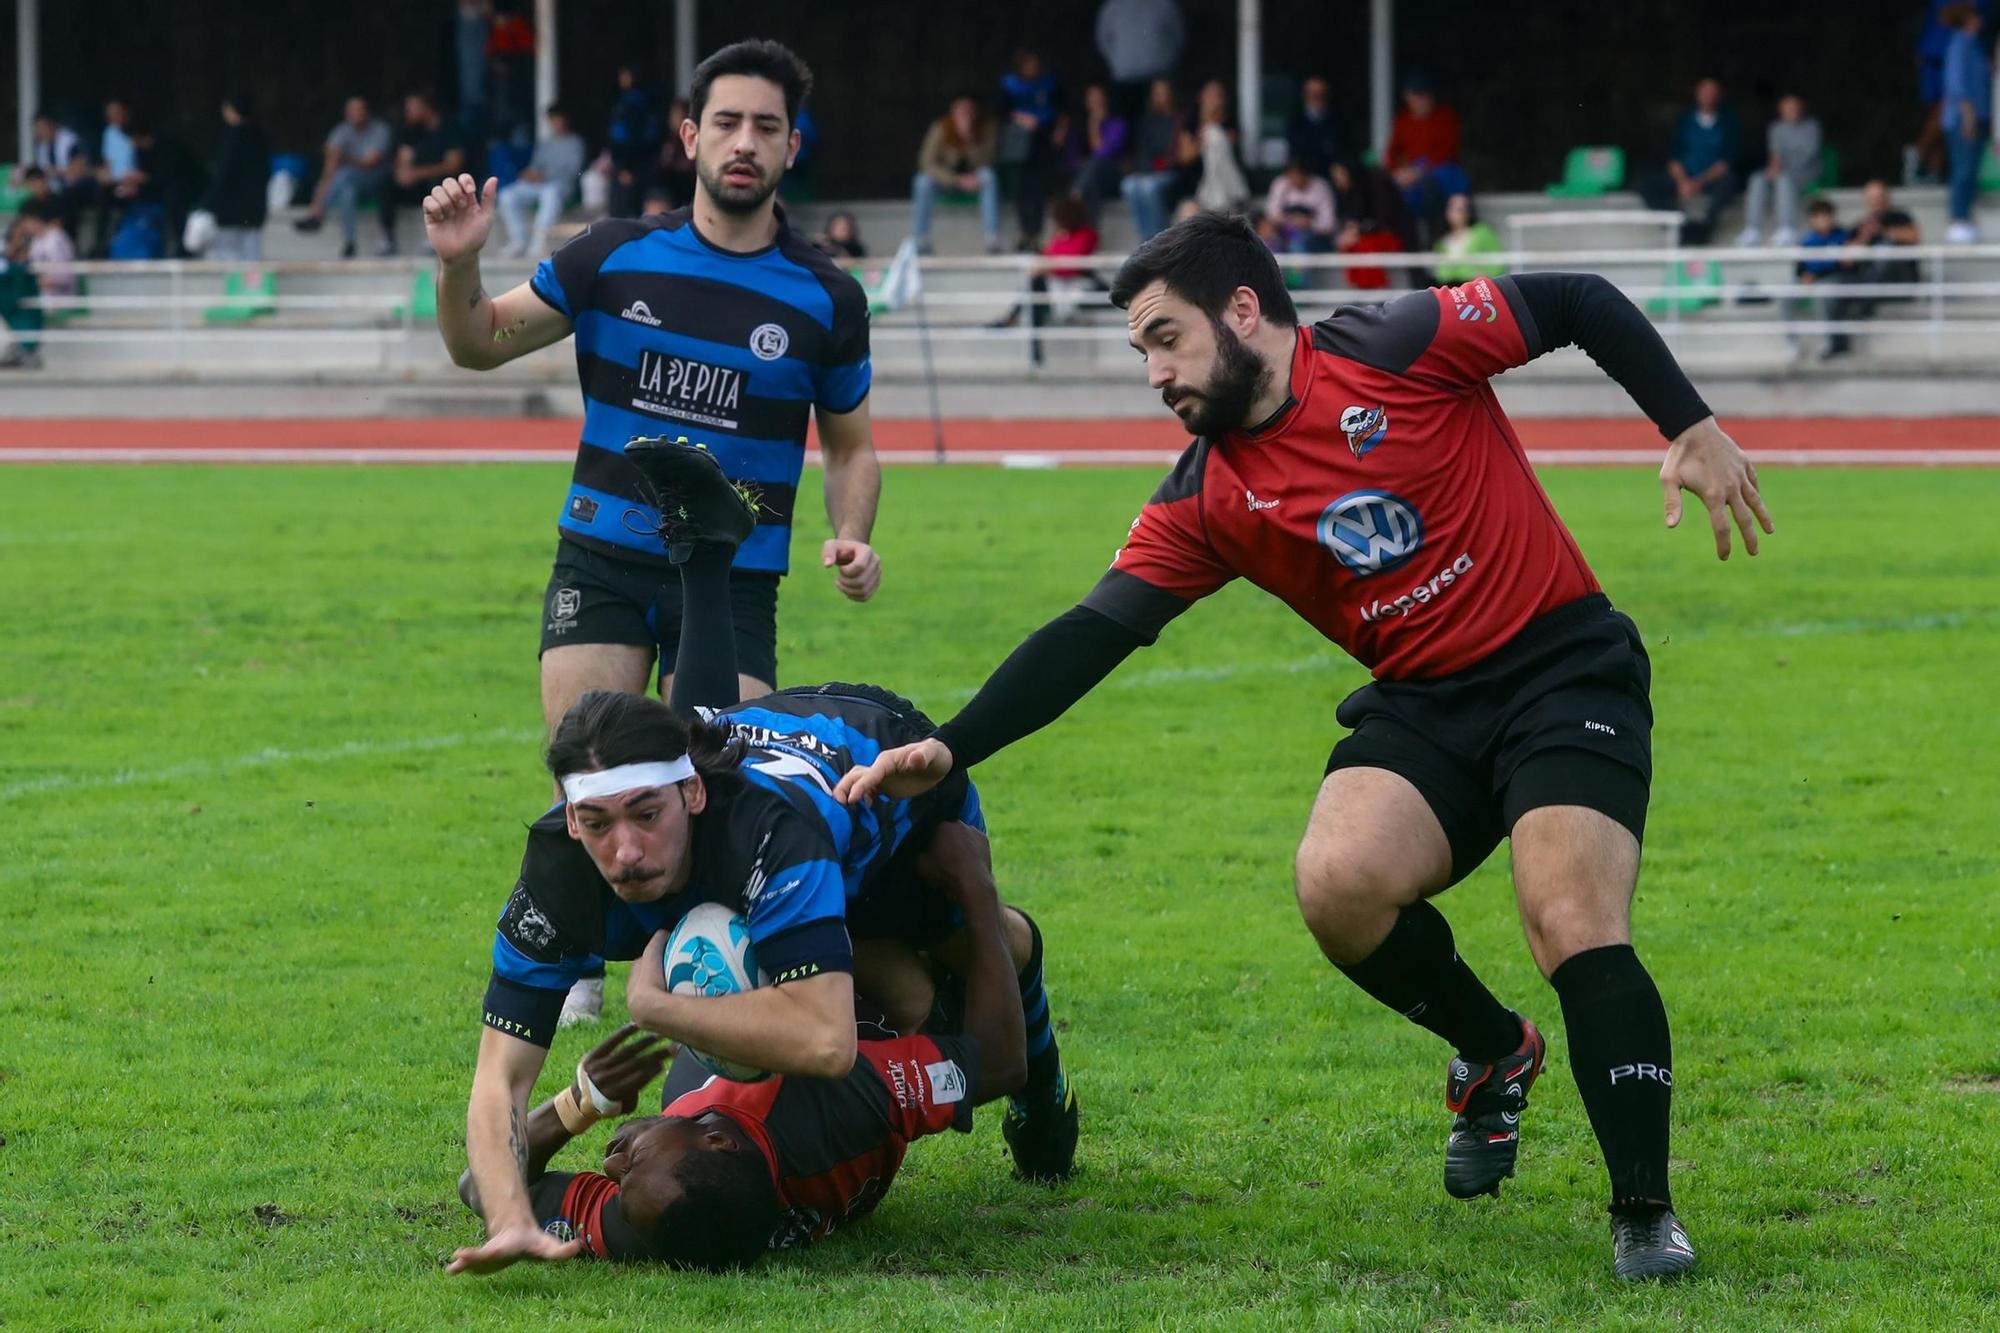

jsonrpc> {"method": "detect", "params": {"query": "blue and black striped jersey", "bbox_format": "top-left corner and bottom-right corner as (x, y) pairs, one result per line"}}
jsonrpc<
(530, 207), (871, 574)
(482, 685), (981, 1047)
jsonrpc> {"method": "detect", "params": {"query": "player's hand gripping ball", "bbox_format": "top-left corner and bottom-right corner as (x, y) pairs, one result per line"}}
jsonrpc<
(664, 903), (772, 1082)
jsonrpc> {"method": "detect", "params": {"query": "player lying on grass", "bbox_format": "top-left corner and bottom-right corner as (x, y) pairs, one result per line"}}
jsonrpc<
(838, 215), (1777, 1281)
(452, 818), (1024, 1272)
(458, 441), (1075, 1273)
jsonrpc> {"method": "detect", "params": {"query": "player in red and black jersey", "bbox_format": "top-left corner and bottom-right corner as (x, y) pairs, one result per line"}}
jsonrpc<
(838, 214), (1774, 1281)
(450, 819), (1026, 1273)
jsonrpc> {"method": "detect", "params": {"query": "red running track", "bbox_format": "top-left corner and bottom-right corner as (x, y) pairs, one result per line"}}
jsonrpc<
(0, 416), (1994, 465)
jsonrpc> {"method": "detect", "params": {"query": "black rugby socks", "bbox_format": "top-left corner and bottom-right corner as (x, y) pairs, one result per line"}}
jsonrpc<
(667, 540), (740, 715)
(1336, 900), (1524, 1061)
(1550, 943), (1674, 1210)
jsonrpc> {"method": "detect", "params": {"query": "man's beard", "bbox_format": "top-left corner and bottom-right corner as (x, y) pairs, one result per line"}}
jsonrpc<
(698, 155), (783, 215)
(1167, 319), (1271, 437)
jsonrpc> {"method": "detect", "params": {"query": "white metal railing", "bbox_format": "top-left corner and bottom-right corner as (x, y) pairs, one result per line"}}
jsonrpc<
(13, 244), (2000, 368)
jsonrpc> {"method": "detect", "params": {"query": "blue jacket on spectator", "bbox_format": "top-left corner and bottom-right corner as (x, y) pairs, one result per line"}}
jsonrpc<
(1002, 71), (1060, 129)
(1797, 226), (1849, 278)
(1941, 26), (1993, 132)
(1672, 107), (1740, 179)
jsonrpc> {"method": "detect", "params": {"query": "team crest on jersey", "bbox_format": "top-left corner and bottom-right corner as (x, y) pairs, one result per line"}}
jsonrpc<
(749, 322), (789, 361)
(1340, 404), (1389, 458)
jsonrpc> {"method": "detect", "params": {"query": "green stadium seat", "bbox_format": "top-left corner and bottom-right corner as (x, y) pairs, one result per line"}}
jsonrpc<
(1813, 145), (1840, 191)
(1980, 142), (2000, 192)
(43, 273), (89, 324)
(393, 268), (438, 321)
(1646, 258), (1723, 316)
(1546, 146), (1626, 198)
(202, 270), (277, 323)
(0, 165), (26, 213)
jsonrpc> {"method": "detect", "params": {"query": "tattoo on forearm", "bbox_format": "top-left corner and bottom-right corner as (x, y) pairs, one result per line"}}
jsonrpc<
(468, 286), (485, 311)
(508, 1104), (526, 1174)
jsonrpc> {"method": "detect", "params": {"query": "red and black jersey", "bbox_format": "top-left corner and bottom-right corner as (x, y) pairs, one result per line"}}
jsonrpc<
(1086, 276), (1604, 682)
(530, 1033), (979, 1259)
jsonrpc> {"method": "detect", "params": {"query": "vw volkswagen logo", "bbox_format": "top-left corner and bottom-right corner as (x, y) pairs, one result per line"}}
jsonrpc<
(1318, 490), (1425, 576)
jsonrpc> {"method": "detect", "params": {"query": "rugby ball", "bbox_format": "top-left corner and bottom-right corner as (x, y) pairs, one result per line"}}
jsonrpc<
(663, 902), (772, 1082)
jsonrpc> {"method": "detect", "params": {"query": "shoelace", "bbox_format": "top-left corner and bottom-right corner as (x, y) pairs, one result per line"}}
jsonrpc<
(1611, 1211), (1661, 1251)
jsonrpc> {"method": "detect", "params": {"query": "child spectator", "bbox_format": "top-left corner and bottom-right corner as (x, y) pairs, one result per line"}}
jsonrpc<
(1263, 154), (1337, 251)
(1794, 197), (1851, 358)
(988, 194), (1102, 366)
(1432, 193), (1502, 282)
(812, 210), (867, 259)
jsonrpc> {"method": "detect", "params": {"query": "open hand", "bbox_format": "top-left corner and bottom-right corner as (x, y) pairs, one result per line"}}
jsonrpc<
(579, 1022), (676, 1113)
(822, 539), (881, 602)
(832, 737), (953, 805)
(1660, 416), (1775, 560)
(445, 1222), (580, 1276)
(422, 173), (499, 264)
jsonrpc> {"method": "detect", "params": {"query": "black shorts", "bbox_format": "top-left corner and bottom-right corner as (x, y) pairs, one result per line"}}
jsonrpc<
(539, 538), (780, 687)
(1326, 593), (1653, 885)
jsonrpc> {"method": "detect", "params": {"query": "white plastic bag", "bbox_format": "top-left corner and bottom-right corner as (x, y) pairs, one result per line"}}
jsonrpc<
(182, 209), (218, 256)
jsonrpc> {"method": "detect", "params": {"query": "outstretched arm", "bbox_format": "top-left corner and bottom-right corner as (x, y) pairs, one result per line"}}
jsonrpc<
(451, 1026), (578, 1275)
(1506, 272), (1774, 560)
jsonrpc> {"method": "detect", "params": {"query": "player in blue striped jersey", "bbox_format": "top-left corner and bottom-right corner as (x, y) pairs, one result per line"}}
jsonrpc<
(456, 444), (1076, 1274)
(425, 39), (882, 1024)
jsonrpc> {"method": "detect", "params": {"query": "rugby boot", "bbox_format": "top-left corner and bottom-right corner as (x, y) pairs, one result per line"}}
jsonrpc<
(1002, 1062), (1079, 1182)
(1611, 1205), (1697, 1281)
(622, 436), (758, 562)
(1443, 1012), (1546, 1199)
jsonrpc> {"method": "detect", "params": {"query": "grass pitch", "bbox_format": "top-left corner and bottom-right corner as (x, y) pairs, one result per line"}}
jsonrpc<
(1, 461), (1997, 1329)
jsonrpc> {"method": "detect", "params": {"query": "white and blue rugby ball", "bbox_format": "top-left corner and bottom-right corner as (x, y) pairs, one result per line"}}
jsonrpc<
(663, 902), (772, 1082)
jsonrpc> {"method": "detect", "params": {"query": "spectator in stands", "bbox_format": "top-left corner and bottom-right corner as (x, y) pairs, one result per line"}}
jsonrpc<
(455, 0), (494, 137)
(655, 98), (698, 211)
(1178, 79), (1249, 219)
(1000, 49), (1062, 248)
(1791, 196), (1851, 358)
(912, 93), (1002, 255)
(1330, 156), (1419, 252)
(1737, 93), (1823, 247)
(1096, 0), (1185, 121)
(1, 201), (73, 369)
(1913, 0), (1994, 181)
(1385, 75), (1467, 243)
(88, 98), (142, 257)
(812, 210), (867, 259)
(989, 192), (1103, 366)
(1940, 2), (1992, 241)
(1336, 215), (1406, 290)
(487, 1), (538, 148)
(497, 104), (585, 257)
(1071, 84), (1131, 225)
(1637, 77), (1741, 245)
(1814, 180), (1925, 357)
(1120, 79), (1191, 241)
(131, 118), (205, 259)
(1263, 152), (1337, 252)
(294, 96), (393, 259)
(199, 96), (271, 263)
(1432, 192), (1502, 282)
(382, 91), (470, 256)
(606, 64), (662, 218)
(1287, 76), (1346, 174)
(18, 112), (83, 198)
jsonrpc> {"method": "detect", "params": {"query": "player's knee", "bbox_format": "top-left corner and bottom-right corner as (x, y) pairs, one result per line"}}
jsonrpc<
(1293, 840), (1411, 943)
(1518, 893), (1628, 977)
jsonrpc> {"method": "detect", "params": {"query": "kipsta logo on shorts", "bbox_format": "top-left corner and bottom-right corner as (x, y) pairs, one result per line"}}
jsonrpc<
(1340, 404), (1389, 457)
(749, 322), (789, 360)
(1318, 489), (1425, 576)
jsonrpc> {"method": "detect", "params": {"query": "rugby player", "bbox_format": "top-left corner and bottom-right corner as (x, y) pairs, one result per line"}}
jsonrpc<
(455, 443), (1075, 1275)
(837, 214), (1777, 1281)
(424, 39), (881, 1023)
(450, 816), (1026, 1273)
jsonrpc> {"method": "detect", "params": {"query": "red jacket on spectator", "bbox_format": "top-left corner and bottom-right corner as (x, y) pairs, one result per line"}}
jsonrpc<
(1387, 103), (1462, 170)
(1043, 225), (1100, 280)
(1341, 228), (1403, 289)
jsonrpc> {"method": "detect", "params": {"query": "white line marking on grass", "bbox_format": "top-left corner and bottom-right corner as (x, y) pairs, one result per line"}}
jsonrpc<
(0, 726), (542, 802)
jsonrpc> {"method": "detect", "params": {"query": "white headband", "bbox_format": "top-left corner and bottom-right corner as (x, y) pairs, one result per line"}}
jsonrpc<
(560, 758), (696, 805)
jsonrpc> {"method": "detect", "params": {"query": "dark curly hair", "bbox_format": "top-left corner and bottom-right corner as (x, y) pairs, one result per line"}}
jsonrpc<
(544, 690), (745, 786)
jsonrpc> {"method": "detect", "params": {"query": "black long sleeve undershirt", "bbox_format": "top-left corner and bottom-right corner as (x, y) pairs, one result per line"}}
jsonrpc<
(1505, 270), (1713, 440)
(933, 272), (1712, 771)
